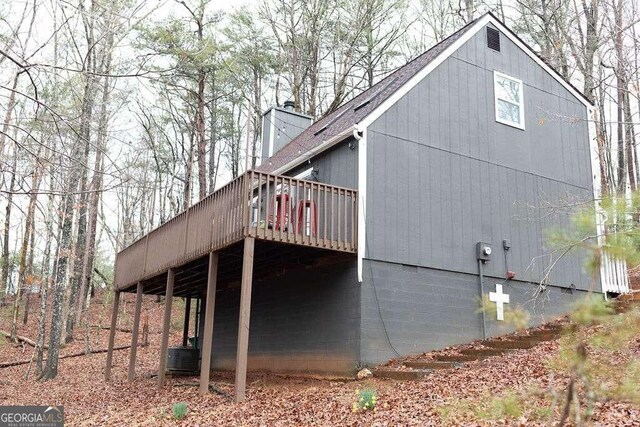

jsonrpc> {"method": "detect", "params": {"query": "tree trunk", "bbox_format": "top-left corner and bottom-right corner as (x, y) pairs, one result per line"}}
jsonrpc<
(623, 84), (637, 192)
(184, 126), (195, 210)
(77, 27), (114, 326)
(12, 164), (42, 338)
(0, 73), (19, 155)
(252, 71), (262, 170)
(614, 0), (625, 193)
(1, 74), (19, 296)
(23, 212), (36, 325)
(37, 161), (57, 376)
(208, 70), (218, 193)
(2, 147), (18, 297)
(40, 191), (75, 381)
(464, 0), (475, 22)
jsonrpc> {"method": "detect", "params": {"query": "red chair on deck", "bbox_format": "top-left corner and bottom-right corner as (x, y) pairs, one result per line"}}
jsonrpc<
(269, 193), (292, 231)
(295, 199), (318, 237)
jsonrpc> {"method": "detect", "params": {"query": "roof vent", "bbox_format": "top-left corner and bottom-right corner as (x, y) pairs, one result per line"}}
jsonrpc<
(314, 109), (347, 136)
(354, 76), (398, 111)
(487, 27), (500, 52)
(283, 100), (296, 111)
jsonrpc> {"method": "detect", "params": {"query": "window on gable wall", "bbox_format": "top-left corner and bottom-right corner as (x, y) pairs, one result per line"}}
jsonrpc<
(493, 71), (525, 130)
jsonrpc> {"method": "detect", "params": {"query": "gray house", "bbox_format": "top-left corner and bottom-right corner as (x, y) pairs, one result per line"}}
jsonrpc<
(105, 13), (628, 401)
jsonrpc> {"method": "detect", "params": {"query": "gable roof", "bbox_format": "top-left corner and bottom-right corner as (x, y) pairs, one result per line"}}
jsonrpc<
(258, 12), (592, 175)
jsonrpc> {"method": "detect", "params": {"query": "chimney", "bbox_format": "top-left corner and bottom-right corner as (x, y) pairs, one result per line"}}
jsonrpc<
(261, 101), (313, 163)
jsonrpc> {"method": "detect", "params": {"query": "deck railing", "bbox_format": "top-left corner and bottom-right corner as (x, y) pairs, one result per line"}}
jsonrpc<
(114, 171), (357, 289)
(245, 172), (357, 252)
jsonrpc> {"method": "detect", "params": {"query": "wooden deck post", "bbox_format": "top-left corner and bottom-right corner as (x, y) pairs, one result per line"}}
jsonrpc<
(158, 269), (175, 388)
(182, 297), (191, 347)
(128, 282), (143, 382)
(234, 237), (255, 402)
(199, 251), (219, 395)
(105, 290), (121, 381)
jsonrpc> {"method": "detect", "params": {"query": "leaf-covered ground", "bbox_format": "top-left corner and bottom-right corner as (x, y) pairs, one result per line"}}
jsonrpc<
(0, 293), (639, 426)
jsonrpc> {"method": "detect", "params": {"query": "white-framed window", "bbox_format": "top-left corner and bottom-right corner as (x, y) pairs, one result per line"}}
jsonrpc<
(493, 71), (525, 130)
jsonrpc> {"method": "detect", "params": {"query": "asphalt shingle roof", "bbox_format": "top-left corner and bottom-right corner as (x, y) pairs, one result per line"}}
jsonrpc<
(257, 15), (480, 174)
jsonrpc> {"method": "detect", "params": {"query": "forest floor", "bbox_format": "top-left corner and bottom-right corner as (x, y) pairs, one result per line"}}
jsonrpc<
(0, 292), (639, 426)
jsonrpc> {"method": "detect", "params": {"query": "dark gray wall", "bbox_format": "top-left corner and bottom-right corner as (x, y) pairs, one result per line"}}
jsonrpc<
(360, 259), (588, 366)
(207, 260), (361, 374)
(287, 137), (359, 189)
(367, 24), (594, 290)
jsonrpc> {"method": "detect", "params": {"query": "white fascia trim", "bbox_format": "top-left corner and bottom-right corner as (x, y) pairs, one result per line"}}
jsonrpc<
(359, 14), (591, 129)
(358, 14), (492, 128)
(488, 18), (592, 109)
(271, 126), (355, 176)
(356, 126), (367, 282)
(293, 167), (313, 179)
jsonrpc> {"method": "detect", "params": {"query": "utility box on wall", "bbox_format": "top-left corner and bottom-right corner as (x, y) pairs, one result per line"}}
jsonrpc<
(476, 242), (492, 262)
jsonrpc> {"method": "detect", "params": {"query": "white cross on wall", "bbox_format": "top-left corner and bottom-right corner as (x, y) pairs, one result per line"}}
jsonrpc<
(489, 284), (510, 321)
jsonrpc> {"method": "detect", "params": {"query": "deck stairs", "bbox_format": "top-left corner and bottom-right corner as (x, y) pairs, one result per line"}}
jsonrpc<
(373, 323), (564, 380)
(374, 295), (640, 381)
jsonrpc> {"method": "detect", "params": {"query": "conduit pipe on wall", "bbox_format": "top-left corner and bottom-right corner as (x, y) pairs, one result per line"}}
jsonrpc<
(478, 259), (488, 339)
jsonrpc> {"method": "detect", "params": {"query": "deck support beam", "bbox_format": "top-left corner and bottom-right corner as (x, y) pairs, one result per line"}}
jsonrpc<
(105, 290), (121, 381)
(234, 237), (255, 402)
(158, 269), (175, 388)
(128, 282), (143, 382)
(182, 297), (191, 347)
(199, 251), (219, 395)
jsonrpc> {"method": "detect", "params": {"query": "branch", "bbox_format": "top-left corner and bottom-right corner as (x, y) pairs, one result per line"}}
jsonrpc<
(0, 48), (39, 113)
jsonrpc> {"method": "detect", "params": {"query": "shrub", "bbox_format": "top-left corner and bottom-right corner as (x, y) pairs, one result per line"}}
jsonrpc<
(172, 402), (187, 420)
(352, 388), (377, 412)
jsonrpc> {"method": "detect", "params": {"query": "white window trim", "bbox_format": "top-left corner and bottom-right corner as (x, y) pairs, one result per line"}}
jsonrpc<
(493, 71), (525, 130)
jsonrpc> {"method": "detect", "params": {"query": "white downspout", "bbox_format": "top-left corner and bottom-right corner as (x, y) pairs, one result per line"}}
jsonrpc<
(354, 126), (366, 282)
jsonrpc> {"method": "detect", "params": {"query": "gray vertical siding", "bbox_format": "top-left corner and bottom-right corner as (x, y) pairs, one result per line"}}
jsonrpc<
(199, 24), (597, 376)
(367, 24), (595, 291)
(286, 137), (359, 189)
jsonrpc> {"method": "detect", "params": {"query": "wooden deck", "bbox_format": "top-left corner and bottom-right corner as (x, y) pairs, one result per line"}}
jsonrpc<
(108, 171), (358, 402)
(114, 171), (358, 291)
